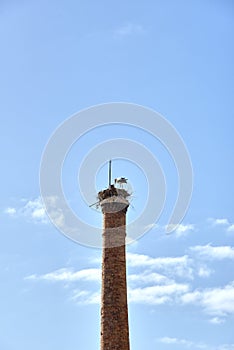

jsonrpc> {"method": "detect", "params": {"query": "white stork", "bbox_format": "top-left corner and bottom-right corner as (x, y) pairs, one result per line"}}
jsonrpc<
(114, 177), (128, 188)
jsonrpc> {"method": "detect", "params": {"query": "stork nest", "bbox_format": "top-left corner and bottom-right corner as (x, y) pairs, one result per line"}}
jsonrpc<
(98, 185), (130, 201)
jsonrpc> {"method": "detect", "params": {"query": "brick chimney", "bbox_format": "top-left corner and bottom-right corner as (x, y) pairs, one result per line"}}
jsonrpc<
(100, 197), (130, 350)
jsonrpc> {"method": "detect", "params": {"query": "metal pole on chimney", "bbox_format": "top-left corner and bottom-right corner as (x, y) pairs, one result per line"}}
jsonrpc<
(109, 160), (112, 187)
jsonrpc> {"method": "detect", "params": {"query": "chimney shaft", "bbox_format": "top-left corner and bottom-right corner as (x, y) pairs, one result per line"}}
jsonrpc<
(100, 203), (130, 350)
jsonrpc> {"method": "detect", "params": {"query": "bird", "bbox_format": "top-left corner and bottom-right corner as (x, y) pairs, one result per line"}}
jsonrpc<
(114, 177), (128, 186)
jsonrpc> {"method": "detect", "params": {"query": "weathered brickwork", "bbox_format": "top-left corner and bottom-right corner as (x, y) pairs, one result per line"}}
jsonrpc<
(100, 202), (130, 350)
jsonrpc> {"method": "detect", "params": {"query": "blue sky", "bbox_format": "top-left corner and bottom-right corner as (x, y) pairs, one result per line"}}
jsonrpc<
(1, 0), (234, 349)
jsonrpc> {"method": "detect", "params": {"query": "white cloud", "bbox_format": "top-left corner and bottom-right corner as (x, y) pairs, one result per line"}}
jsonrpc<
(4, 197), (48, 224)
(190, 244), (234, 260)
(127, 252), (187, 267)
(71, 289), (100, 305)
(21, 198), (47, 223)
(4, 196), (73, 228)
(213, 218), (229, 225)
(64, 280), (190, 306)
(208, 218), (234, 234)
(181, 289), (201, 304)
(208, 217), (229, 226)
(115, 23), (145, 37)
(181, 281), (234, 318)
(127, 252), (193, 279)
(43, 195), (65, 228)
(129, 282), (189, 305)
(209, 317), (225, 324)
(128, 271), (170, 285)
(4, 207), (16, 215)
(159, 337), (193, 347)
(218, 345), (234, 350)
(25, 267), (101, 283)
(174, 224), (195, 237)
(197, 266), (213, 278)
(165, 223), (195, 237)
(26, 267), (101, 305)
(159, 336), (180, 344)
(158, 337), (234, 350)
(158, 336), (206, 348)
(24, 249), (234, 322)
(227, 224), (234, 232)
(31, 208), (46, 219)
(25, 256), (191, 306)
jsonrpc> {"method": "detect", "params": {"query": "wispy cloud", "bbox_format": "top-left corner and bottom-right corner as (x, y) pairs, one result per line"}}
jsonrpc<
(218, 345), (234, 350)
(197, 266), (213, 278)
(181, 281), (234, 319)
(129, 282), (189, 305)
(127, 252), (193, 279)
(25, 267), (101, 283)
(128, 271), (170, 286)
(24, 251), (192, 306)
(70, 289), (100, 305)
(4, 196), (69, 228)
(190, 244), (234, 260)
(209, 317), (225, 324)
(42, 195), (66, 229)
(25, 255), (191, 305)
(175, 224), (195, 237)
(114, 23), (145, 37)
(4, 207), (16, 215)
(158, 336), (207, 349)
(157, 337), (234, 350)
(24, 249), (234, 323)
(4, 197), (48, 224)
(227, 224), (234, 233)
(210, 218), (229, 226)
(208, 218), (234, 233)
(165, 223), (195, 237)
(67, 279), (190, 306)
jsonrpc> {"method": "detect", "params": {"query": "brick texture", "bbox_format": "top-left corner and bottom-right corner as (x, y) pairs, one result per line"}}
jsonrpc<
(100, 201), (130, 350)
